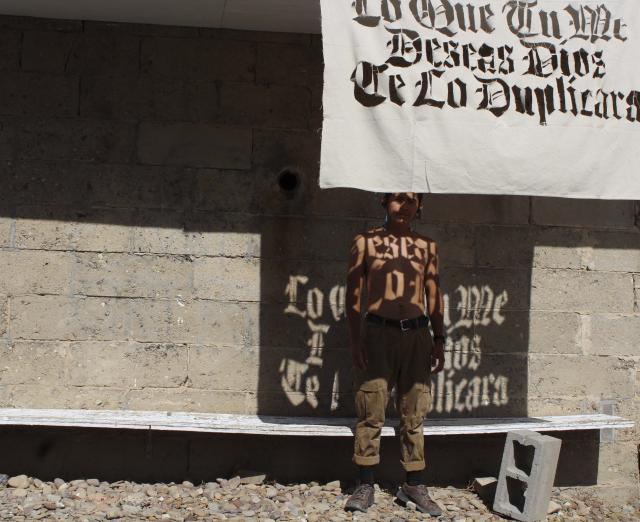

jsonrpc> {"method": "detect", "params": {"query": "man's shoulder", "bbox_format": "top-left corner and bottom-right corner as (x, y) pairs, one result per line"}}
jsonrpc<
(352, 227), (385, 240)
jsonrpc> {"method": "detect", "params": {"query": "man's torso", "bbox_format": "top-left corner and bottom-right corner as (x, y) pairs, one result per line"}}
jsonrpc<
(362, 228), (433, 320)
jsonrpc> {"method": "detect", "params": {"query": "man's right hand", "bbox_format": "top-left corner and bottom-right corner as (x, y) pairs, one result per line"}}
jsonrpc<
(352, 345), (368, 370)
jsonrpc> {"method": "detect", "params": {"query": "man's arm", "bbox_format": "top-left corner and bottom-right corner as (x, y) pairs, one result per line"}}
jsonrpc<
(346, 234), (367, 369)
(425, 241), (445, 373)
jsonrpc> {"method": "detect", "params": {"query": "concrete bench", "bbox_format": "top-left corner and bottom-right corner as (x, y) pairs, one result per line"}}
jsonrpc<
(0, 409), (633, 437)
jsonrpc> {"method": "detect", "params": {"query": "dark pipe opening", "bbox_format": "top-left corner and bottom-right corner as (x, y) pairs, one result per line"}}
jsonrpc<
(278, 169), (300, 194)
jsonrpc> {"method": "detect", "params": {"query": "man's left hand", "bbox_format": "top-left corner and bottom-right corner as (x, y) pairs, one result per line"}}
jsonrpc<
(431, 340), (445, 373)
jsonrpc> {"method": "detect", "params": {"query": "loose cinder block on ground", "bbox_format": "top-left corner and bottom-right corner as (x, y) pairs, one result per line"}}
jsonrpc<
(494, 430), (562, 522)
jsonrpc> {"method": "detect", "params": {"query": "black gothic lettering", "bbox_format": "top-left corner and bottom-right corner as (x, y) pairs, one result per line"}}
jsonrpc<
(627, 92), (640, 123)
(386, 28), (423, 67)
(523, 43), (558, 78)
(476, 76), (510, 117)
(414, 70), (446, 108)
(351, 62), (389, 107)
(389, 74), (407, 106)
(447, 78), (467, 108)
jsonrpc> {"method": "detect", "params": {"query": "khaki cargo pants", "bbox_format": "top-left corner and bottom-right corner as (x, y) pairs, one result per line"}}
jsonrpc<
(353, 320), (433, 472)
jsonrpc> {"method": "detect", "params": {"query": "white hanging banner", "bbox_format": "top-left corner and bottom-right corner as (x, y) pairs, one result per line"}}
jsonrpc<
(319, 0), (640, 199)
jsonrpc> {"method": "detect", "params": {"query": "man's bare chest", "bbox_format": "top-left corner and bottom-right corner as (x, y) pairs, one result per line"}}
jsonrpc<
(365, 235), (428, 274)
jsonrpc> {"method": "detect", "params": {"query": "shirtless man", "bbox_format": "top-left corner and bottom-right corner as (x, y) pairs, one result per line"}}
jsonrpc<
(344, 192), (445, 515)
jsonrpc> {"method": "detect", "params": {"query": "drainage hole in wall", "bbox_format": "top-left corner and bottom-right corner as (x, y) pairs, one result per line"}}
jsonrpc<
(278, 169), (300, 193)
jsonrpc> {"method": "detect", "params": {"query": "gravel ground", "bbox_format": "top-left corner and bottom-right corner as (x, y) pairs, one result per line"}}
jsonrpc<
(0, 473), (638, 521)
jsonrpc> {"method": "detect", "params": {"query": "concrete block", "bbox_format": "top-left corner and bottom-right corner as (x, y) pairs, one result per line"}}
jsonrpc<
(194, 169), (256, 213)
(193, 257), (260, 302)
(67, 33), (140, 76)
(429, 352), (528, 416)
(0, 250), (74, 295)
(21, 31), (75, 73)
(188, 344), (259, 390)
(0, 124), (13, 158)
(132, 211), (260, 258)
(80, 76), (201, 122)
(471, 311), (581, 355)
(0, 341), (68, 385)
(137, 122), (251, 169)
(413, 224), (476, 268)
(258, 216), (360, 262)
(14, 208), (134, 253)
(73, 252), (193, 299)
(200, 27), (312, 45)
(124, 388), (247, 414)
(476, 225), (584, 269)
(5, 384), (126, 410)
(80, 164), (193, 209)
(528, 355), (635, 400)
(218, 82), (310, 129)
(583, 231), (640, 272)
(528, 312), (582, 354)
(256, 42), (322, 87)
(0, 30), (20, 71)
(530, 269), (635, 313)
(588, 314), (640, 356)
(258, 258), (348, 307)
(252, 129), (320, 198)
(0, 215), (11, 248)
(68, 341), (188, 388)
(0, 15), (82, 32)
(442, 267), (531, 312)
(84, 20), (199, 38)
(475, 226), (533, 268)
(0, 295), (7, 336)
(141, 37), (255, 82)
(10, 296), (129, 341)
(421, 194), (530, 225)
(494, 430), (562, 522)
(597, 440), (640, 486)
(0, 72), (78, 117)
(8, 118), (137, 163)
(29, 163), (192, 210)
(473, 477), (497, 503)
(128, 298), (259, 347)
(532, 197), (636, 229)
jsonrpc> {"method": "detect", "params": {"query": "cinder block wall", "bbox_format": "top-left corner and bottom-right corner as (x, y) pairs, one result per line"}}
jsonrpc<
(0, 15), (638, 499)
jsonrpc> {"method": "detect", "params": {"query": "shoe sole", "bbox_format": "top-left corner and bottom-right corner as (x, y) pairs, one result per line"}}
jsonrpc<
(396, 489), (441, 517)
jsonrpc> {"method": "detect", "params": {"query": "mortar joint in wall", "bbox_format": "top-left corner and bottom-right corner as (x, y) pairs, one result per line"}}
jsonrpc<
(578, 313), (592, 356)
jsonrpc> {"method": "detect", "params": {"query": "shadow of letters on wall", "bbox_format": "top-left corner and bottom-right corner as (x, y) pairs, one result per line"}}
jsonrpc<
(279, 275), (510, 417)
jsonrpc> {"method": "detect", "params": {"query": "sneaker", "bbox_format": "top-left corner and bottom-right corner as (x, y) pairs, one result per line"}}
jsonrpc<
(396, 483), (443, 517)
(344, 483), (375, 512)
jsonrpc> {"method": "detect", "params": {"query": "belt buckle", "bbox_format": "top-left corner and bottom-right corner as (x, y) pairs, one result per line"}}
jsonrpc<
(400, 318), (411, 331)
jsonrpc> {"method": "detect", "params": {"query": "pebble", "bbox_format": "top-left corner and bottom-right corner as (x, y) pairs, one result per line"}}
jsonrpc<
(7, 475), (30, 489)
(0, 474), (636, 521)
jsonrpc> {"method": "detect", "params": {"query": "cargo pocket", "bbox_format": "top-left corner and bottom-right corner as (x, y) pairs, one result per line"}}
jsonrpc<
(355, 379), (386, 426)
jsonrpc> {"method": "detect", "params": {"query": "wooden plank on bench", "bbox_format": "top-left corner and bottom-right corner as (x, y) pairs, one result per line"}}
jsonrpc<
(0, 409), (633, 437)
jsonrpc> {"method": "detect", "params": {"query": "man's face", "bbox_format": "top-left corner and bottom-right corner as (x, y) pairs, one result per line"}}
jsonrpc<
(386, 192), (421, 224)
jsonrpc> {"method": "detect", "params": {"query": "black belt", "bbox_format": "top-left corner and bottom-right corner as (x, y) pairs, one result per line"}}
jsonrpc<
(366, 312), (429, 331)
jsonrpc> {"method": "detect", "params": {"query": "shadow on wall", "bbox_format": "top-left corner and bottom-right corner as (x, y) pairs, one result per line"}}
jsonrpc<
(1, 160), (637, 421)
(256, 168), (533, 420)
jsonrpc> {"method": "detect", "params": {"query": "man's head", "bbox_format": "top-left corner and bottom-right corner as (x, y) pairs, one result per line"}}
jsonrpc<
(381, 192), (423, 225)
